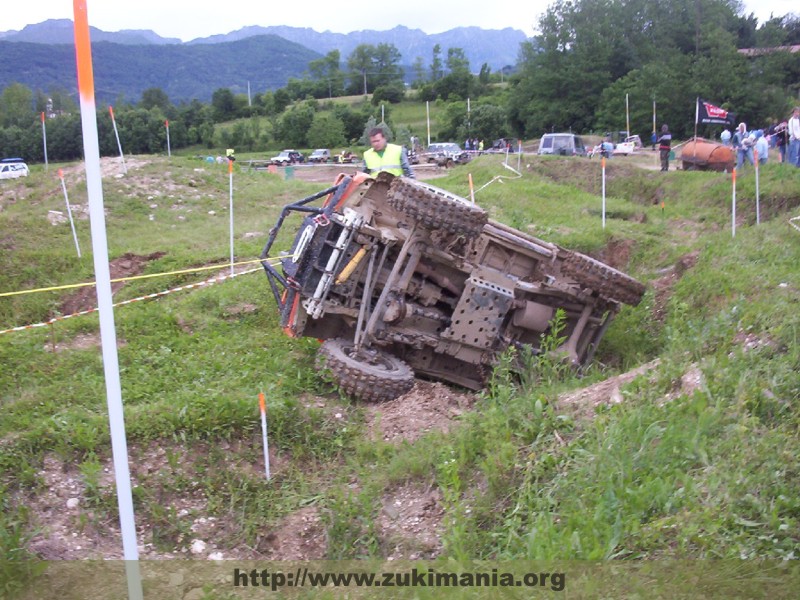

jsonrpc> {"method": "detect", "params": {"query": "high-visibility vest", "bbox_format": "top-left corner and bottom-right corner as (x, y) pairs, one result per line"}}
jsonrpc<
(364, 144), (403, 176)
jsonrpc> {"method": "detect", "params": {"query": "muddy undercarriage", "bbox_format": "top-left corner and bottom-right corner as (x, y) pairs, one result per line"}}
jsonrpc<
(261, 172), (645, 401)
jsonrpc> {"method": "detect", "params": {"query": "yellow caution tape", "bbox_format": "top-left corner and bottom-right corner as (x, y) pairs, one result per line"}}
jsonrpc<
(0, 256), (281, 299)
(0, 266), (264, 335)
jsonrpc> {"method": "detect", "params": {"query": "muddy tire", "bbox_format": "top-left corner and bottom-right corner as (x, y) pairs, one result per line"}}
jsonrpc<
(386, 177), (488, 238)
(561, 251), (646, 306)
(316, 338), (415, 402)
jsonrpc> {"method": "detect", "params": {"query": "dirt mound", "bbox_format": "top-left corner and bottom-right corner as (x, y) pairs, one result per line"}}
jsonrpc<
(652, 250), (700, 321)
(58, 251), (165, 315)
(365, 380), (476, 443)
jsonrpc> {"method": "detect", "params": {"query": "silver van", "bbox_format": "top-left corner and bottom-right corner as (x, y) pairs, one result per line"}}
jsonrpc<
(537, 133), (587, 156)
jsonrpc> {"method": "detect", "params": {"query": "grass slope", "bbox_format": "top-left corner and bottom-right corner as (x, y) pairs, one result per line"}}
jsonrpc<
(1, 154), (799, 595)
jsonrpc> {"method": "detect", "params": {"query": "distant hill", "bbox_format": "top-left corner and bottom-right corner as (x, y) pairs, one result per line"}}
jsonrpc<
(0, 20), (528, 103)
(189, 24), (527, 72)
(0, 36), (322, 104)
(0, 18), (181, 45)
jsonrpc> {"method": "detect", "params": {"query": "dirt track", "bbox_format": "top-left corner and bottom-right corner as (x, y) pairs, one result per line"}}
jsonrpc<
(256, 162), (450, 183)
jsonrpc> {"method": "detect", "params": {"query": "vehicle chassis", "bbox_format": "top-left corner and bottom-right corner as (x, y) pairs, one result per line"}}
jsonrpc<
(260, 172), (645, 401)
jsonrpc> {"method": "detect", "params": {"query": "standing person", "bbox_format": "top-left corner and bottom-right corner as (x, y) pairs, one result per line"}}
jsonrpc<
(720, 128), (732, 146)
(774, 121), (788, 163)
(362, 128), (415, 178)
(657, 124), (672, 171)
(754, 130), (769, 165)
(732, 122), (754, 169)
(788, 107), (800, 167)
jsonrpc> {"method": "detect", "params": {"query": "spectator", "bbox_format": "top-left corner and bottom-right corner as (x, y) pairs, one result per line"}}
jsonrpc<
(766, 119), (778, 148)
(732, 122), (754, 169)
(657, 124), (672, 171)
(788, 107), (800, 167)
(754, 130), (769, 165)
(600, 137), (614, 158)
(720, 128), (732, 146)
(362, 127), (414, 178)
(774, 121), (788, 163)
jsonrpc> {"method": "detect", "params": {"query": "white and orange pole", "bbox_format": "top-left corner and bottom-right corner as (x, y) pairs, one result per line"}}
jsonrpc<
(73, 3), (142, 596)
(229, 158), (235, 275)
(732, 167), (737, 237)
(468, 173), (475, 205)
(58, 168), (81, 258)
(754, 148), (760, 225)
(601, 155), (607, 229)
(41, 112), (49, 171)
(108, 105), (127, 174)
(259, 392), (271, 481)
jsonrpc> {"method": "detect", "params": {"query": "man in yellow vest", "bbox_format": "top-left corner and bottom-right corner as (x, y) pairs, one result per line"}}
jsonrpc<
(363, 127), (415, 178)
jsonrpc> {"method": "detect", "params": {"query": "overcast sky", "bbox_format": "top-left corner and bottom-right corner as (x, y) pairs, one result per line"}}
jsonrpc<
(1, 0), (796, 41)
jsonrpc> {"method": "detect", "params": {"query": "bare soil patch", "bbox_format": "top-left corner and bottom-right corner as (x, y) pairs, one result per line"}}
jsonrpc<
(378, 482), (445, 559)
(651, 250), (700, 322)
(280, 163), (450, 184)
(365, 380), (476, 444)
(58, 251), (165, 315)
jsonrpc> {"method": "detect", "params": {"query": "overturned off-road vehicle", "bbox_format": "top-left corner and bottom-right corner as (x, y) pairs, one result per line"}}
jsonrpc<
(260, 172), (645, 402)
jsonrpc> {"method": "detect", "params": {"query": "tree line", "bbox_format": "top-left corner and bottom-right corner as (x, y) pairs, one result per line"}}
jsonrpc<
(1, 0), (798, 162)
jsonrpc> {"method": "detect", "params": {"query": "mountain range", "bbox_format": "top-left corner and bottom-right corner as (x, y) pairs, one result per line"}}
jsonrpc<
(0, 20), (528, 104)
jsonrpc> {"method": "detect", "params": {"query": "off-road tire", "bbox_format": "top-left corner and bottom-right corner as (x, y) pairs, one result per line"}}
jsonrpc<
(316, 338), (415, 402)
(386, 177), (488, 238)
(561, 251), (646, 306)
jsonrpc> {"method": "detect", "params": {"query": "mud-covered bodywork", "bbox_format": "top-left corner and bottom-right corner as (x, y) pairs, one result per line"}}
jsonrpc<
(261, 172), (645, 401)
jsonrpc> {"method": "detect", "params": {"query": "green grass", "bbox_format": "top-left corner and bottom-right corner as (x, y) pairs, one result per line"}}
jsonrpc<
(2, 153), (800, 594)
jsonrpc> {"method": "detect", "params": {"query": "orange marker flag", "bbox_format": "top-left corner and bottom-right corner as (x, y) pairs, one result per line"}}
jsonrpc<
(259, 392), (271, 480)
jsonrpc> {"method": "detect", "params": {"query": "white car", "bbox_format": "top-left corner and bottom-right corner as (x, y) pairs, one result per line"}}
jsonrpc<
(0, 160), (29, 180)
(612, 141), (637, 156)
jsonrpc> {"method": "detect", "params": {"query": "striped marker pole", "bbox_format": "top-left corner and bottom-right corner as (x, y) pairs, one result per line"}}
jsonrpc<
(259, 392), (271, 481)
(601, 156), (607, 229)
(754, 149), (760, 225)
(229, 158), (235, 275)
(41, 112), (49, 171)
(58, 168), (81, 258)
(732, 167), (737, 238)
(468, 173), (475, 205)
(108, 105), (127, 175)
(73, 3), (142, 597)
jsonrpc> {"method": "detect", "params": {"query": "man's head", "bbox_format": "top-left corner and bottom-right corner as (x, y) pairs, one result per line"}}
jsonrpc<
(369, 128), (388, 152)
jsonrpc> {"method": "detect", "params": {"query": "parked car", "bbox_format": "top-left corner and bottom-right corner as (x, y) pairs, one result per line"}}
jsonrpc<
(308, 149), (332, 163)
(269, 150), (304, 165)
(0, 159), (29, 180)
(537, 133), (587, 156)
(424, 143), (471, 167)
